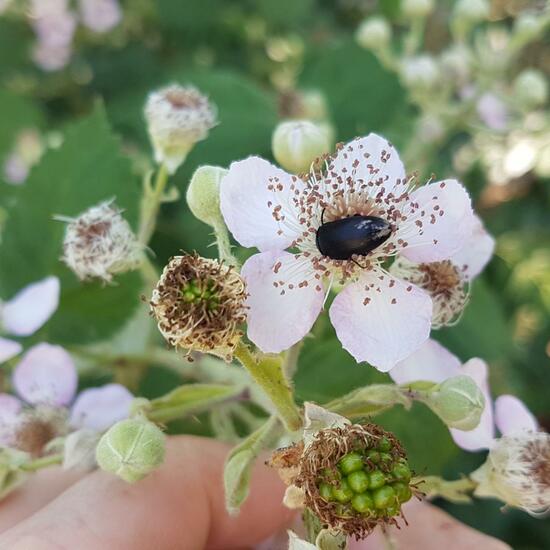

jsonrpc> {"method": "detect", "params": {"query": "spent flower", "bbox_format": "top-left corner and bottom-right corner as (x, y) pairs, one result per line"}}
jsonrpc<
(144, 84), (217, 174)
(59, 200), (142, 283)
(150, 254), (247, 359)
(220, 133), (474, 370)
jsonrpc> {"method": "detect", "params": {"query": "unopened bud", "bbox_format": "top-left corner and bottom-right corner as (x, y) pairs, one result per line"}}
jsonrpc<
(453, 0), (489, 24)
(426, 375), (484, 430)
(59, 200), (142, 283)
(513, 13), (545, 43)
(144, 84), (217, 174)
(401, 55), (439, 91)
(186, 165), (227, 227)
(402, 0), (434, 18)
(356, 17), (391, 51)
(472, 431), (550, 514)
(95, 418), (165, 483)
(272, 120), (331, 174)
(514, 69), (548, 110)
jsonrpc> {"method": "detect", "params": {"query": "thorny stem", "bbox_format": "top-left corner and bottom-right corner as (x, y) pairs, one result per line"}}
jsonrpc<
(233, 341), (303, 432)
(212, 218), (239, 268)
(138, 163), (169, 246)
(20, 454), (63, 472)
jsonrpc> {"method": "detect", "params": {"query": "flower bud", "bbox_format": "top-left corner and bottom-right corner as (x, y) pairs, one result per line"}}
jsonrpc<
(513, 13), (545, 43)
(400, 55), (439, 92)
(150, 254), (247, 360)
(272, 120), (331, 174)
(472, 431), (550, 514)
(95, 418), (165, 483)
(453, 0), (489, 24)
(144, 84), (217, 174)
(356, 17), (391, 51)
(402, 0), (434, 18)
(513, 69), (548, 110)
(186, 165), (227, 227)
(59, 200), (142, 283)
(426, 375), (484, 430)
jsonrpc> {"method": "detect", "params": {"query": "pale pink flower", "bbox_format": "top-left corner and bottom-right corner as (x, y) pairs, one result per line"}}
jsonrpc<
(0, 343), (133, 450)
(78, 0), (122, 33)
(390, 339), (537, 451)
(0, 277), (60, 363)
(221, 134), (474, 371)
(390, 214), (495, 327)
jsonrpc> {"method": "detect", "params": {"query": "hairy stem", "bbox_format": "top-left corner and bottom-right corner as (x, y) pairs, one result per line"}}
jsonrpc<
(20, 454), (63, 472)
(138, 163), (169, 246)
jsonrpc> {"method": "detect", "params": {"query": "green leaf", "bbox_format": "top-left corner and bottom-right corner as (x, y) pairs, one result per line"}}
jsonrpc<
(147, 383), (245, 423)
(0, 104), (142, 344)
(224, 416), (281, 515)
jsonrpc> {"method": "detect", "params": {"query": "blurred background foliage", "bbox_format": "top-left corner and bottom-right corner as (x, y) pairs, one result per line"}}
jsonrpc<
(0, 0), (549, 547)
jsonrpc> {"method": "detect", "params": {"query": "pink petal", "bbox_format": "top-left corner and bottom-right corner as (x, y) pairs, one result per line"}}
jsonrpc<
(69, 383), (133, 431)
(0, 393), (22, 446)
(329, 270), (432, 372)
(399, 180), (474, 264)
(328, 134), (407, 197)
(241, 251), (324, 353)
(2, 276), (60, 337)
(389, 339), (461, 385)
(0, 338), (23, 363)
(220, 157), (302, 252)
(494, 395), (538, 437)
(13, 343), (77, 406)
(476, 93), (508, 131)
(450, 358), (495, 451)
(450, 215), (495, 280)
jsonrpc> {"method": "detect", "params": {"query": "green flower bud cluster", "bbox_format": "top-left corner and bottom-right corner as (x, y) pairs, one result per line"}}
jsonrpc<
(316, 437), (412, 520)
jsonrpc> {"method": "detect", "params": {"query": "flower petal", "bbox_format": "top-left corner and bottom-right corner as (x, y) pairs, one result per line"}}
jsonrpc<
(220, 156), (302, 252)
(0, 393), (22, 446)
(328, 133), (407, 197)
(450, 215), (495, 280)
(2, 276), (60, 337)
(303, 402), (349, 448)
(241, 251), (324, 353)
(450, 358), (495, 451)
(399, 180), (474, 264)
(494, 395), (538, 437)
(288, 530), (317, 550)
(13, 343), (77, 406)
(0, 338), (22, 363)
(389, 339), (461, 385)
(69, 383), (133, 431)
(329, 270), (432, 371)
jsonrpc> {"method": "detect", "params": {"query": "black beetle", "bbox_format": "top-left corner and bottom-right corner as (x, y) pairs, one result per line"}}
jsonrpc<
(315, 214), (392, 260)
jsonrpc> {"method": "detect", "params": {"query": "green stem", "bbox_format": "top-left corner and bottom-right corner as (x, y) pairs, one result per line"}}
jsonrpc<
(138, 164), (169, 246)
(234, 342), (302, 432)
(139, 253), (160, 290)
(404, 17), (426, 56)
(20, 454), (63, 472)
(212, 219), (239, 267)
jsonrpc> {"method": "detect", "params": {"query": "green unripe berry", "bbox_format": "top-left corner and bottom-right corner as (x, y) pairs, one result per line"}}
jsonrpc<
(338, 452), (364, 475)
(319, 482), (334, 502)
(95, 419), (165, 483)
(379, 452), (393, 465)
(372, 485), (396, 509)
(332, 478), (354, 503)
(367, 470), (386, 490)
(366, 449), (381, 463)
(377, 436), (392, 452)
(321, 467), (340, 482)
(392, 481), (412, 503)
(347, 470), (370, 493)
(351, 492), (375, 513)
(391, 462), (412, 482)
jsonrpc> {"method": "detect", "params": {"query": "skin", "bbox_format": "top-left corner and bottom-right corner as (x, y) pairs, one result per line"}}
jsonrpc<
(0, 437), (510, 550)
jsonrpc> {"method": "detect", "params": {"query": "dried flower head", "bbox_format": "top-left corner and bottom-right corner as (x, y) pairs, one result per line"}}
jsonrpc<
(284, 423), (415, 539)
(150, 254), (247, 359)
(59, 200), (142, 283)
(144, 84), (217, 174)
(473, 431), (550, 515)
(14, 406), (67, 457)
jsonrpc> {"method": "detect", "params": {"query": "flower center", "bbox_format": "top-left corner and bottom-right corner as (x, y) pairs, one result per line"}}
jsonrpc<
(181, 279), (220, 311)
(165, 90), (202, 109)
(15, 418), (57, 457)
(76, 220), (112, 245)
(419, 261), (462, 296)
